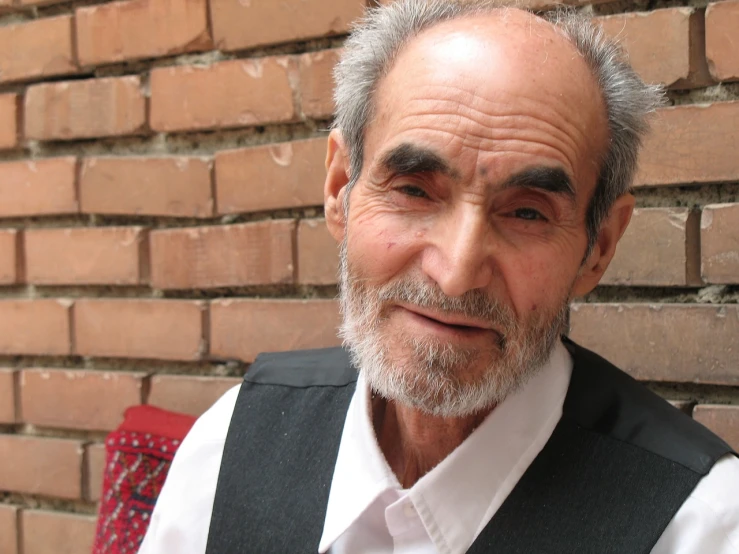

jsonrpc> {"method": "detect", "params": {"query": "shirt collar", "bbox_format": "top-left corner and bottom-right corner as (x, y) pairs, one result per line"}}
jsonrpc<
(318, 370), (399, 552)
(319, 340), (573, 553)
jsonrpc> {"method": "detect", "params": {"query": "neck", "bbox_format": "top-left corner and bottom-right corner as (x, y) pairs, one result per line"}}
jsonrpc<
(372, 395), (493, 488)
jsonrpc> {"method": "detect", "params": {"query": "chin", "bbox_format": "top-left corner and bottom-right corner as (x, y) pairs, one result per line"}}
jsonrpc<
(356, 333), (538, 418)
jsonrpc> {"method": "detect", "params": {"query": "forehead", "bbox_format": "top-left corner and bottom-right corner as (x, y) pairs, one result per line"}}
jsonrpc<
(367, 10), (608, 192)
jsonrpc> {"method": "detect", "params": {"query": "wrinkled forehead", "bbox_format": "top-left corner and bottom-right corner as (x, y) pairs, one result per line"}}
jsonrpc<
(370, 9), (609, 181)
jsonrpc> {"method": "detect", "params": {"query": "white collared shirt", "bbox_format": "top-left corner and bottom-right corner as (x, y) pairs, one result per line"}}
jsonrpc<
(139, 341), (739, 553)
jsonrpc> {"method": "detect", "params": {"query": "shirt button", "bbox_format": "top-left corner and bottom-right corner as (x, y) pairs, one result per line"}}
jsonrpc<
(403, 502), (416, 518)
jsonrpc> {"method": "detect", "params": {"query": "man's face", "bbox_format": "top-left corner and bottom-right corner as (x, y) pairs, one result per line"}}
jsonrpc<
(336, 12), (610, 417)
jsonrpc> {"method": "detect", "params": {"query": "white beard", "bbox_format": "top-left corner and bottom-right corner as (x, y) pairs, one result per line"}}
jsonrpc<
(337, 239), (569, 418)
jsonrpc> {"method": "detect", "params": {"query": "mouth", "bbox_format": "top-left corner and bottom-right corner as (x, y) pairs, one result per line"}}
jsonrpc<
(396, 303), (500, 340)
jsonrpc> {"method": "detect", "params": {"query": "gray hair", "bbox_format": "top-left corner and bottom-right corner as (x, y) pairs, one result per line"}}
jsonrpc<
(333, 0), (664, 254)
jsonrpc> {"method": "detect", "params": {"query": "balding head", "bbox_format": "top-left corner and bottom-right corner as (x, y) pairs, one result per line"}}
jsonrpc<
(373, 9), (609, 193)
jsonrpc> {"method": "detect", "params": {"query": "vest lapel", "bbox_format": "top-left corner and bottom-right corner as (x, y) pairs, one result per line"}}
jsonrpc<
(466, 339), (730, 554)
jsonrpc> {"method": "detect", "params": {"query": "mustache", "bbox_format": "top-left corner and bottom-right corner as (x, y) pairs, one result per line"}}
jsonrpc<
(373, 278), (519, 333)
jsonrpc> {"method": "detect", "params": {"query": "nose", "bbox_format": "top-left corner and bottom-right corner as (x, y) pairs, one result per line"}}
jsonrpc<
(421, 205), (495, 298)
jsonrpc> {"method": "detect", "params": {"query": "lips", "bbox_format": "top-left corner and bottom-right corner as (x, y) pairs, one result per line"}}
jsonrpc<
(397, 303), (495, 333)
(415, 312), (485, 331)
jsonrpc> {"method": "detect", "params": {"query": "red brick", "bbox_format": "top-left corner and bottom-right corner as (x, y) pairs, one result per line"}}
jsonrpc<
(86, 443), (106, 502)
(80, 157), (213, 217)
(0, 229), (20, 285)
(76, 0), (211, 66)
(212, 0), (364, 51)
(210, 299), (340, 362)
(570, 304), (739, 384)
(602, 208), (699, 286)
(0, 93), (19, 150)
(0, 435), (82, 498)
(0, 16), (76, 84)
(0, 368), (17, 424)
(148, 374), (241, 416)
(150, 220), (295, 289)
(706, 0), (739, 82)
(636, 102), (739, 186)
(298, 218), (338, 285)
(216, 138), (326, 214)
(22, 510), (95, 554)
(150, 58), (296, 133)
(25, 227), (146, 286)
(20, 369), (144, 431)
(25, 76), (146, 140)
(0, 158), (78, 217)
(74, 299), (205, 360)
(298, 50), (340, 119)
(701, 203), (739, 284)
(0, 299), (71, 356)
(0, 505), (18, 554)
(693, 405), (739, 451)
(597, 8), (711, 88)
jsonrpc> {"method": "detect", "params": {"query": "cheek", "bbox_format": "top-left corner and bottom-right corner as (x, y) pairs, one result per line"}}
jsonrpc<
(346, 214), (426, 283)
(500, 251), (578, 317)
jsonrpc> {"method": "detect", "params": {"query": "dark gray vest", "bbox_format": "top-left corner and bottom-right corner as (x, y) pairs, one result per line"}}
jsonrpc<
(206, 339), (733, 553)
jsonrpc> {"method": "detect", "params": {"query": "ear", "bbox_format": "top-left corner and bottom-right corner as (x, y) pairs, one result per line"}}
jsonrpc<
(571, 193), (635, 298)
(324, 129), (351, 244)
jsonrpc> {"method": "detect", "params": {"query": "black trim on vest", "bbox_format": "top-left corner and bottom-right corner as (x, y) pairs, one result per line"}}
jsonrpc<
(206, 340), (733, 553)
(244, 346), (356, 388)
(561, 337), (728, 474)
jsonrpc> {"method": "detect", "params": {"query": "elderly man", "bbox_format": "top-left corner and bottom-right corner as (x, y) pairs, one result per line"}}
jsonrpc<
(140, 1), (739, 552)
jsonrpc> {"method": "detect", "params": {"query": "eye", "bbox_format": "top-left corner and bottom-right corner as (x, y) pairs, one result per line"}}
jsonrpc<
(397, 185), (429, 199)
(512, 208), (546, 221)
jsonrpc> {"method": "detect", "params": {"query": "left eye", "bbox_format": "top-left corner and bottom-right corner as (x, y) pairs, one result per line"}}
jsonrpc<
(397, 185), (429, 199)
(513, 208), (545, 221)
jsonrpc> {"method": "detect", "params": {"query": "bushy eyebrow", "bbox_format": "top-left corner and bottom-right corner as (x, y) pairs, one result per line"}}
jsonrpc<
(502, 166), (576, 200)
(378, 143), (459, 179)
(378, 144), (576, 201)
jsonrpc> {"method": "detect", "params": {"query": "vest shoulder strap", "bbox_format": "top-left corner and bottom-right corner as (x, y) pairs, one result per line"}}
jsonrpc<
(205, 347), (356, 554)
(562, 337), (732, 473)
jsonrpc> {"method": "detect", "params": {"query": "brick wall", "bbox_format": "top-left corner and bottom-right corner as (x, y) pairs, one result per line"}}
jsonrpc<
(0, 0), (737, 551)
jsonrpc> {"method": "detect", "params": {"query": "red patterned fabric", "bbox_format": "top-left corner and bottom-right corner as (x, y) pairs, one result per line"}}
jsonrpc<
(92, 405), (197, 554)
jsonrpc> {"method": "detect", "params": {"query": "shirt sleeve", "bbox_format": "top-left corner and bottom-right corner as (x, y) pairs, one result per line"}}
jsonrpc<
(138, 385), (241, 554)
(651, 454), (739, 554)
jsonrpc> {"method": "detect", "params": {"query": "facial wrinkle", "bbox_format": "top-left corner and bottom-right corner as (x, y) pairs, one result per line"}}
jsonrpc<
(406, 84), (597, 153)
(394, 106), (585, 178)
